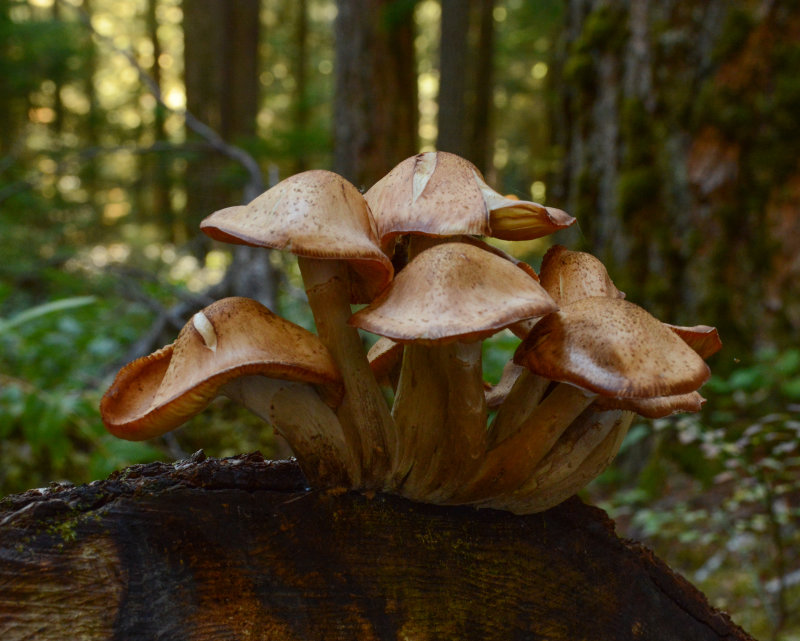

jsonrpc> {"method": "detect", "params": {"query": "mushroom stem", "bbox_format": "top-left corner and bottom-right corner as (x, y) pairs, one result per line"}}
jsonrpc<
(298, 256), (394, 487)
(391, 340), (488, 501)
(515, 407), (627, 496)
(450, 382), (597, 503)
(222, 376), (358, 487)
(487, 367), (550, 446)
(493, 410), (634, 514)
(389, 343), (448, 489)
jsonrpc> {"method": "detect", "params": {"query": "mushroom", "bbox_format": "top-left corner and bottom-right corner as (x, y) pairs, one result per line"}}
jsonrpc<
(100, 297), (357, 486)
(489, 408), (635, 514)
(367, 336), (403, 391)
(350, 241), (558, 501)
(450, 296), (711, 506)
(200, 170), (395, 486)
(365, 151), (576, 258)
(494, 245), (626, 445)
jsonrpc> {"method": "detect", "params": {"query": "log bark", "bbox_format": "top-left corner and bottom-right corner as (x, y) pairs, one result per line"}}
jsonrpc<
(0, 452), (755, 641)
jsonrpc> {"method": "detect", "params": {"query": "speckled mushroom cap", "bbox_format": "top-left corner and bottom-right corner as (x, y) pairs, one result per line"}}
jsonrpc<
(666, 324), (722, 360)
(510, 245), (623, 339)
(200, 170), (393, 302)
(590, 323), (720, 418)
(539, 245), (625, 306)
(100, 297), (343, 441)
(594, 391), (706, 418)
(514, 296), (711, 399)
(349, 242), (558, 345)
(364, 152), (575, 252)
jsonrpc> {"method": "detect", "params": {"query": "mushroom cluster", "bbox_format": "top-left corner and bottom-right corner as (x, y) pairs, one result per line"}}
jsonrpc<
(100, 151), (720, 514)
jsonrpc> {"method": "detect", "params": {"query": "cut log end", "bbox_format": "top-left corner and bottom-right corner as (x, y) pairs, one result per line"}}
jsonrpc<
(0, 452), (754, 641)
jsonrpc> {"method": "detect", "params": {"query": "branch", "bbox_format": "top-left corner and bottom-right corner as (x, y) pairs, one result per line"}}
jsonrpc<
(66, 1), (264, 200)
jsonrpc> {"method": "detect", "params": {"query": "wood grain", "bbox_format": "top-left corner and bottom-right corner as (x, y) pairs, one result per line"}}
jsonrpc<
(0, 452), (754, 640)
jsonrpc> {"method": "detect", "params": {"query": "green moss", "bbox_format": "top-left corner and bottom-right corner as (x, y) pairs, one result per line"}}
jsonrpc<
(572, 167), (598, 234)
(711, 7), (755, 63)
(565, 4), (629, 97)
(620, 97), (656, 166)
(617, 167), (660, 218)
(578, 4), (629, 54)
(563, 51), (596, 91)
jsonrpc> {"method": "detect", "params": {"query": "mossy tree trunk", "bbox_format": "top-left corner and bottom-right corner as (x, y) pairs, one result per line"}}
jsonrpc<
(553, 0), (800, 354)
(0, 453), (755, 640)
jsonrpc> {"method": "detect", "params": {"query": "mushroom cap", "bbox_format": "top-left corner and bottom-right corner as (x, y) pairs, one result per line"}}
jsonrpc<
(594, 391), (707, 418)
(349, 241), (558, 345)
(364, 152), (575, 252)
(666, 324), (722, 359)
(508, 244), (624, 339)
(200, 170), (393, 301)
(367, 337), (404, 384)
(100, 297), (343, 440)
(539, 245), (625, 306)
(514, 297), (711, 398)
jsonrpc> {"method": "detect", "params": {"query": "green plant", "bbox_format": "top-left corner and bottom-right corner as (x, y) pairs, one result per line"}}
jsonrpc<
(599, 347), (800, 640)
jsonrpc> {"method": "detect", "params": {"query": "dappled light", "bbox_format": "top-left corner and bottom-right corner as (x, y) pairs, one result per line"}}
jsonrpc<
(1, 1), (799, 638)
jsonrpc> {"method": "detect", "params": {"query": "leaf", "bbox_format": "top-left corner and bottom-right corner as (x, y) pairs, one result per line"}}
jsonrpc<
(0, 297), (96, 334)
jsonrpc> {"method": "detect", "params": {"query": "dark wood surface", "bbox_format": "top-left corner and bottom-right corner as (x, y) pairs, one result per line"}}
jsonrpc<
(0, 451), (755, 640)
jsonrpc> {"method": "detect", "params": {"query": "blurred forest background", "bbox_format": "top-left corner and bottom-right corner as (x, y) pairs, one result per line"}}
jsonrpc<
(1, 0), (799, 637)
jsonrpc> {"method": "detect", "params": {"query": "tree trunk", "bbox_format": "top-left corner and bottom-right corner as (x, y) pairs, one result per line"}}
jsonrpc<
(553, 0), (800, 353)
(333, 0), (418, 188)
(467, 0), (495, 175)
(437, 0), (471, 157)
(437, 0), (495, 174)
(183, 0), (278, 310)
(0, 453), (755, 640)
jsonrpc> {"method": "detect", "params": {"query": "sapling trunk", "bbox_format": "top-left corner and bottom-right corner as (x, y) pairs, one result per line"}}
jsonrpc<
(298, 257), (394, 487)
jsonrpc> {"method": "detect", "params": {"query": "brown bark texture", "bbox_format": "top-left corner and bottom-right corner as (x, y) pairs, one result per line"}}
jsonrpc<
(554, 0), (800, 353)
(0, 452), (755, 641)
(333, 0), (418, 188)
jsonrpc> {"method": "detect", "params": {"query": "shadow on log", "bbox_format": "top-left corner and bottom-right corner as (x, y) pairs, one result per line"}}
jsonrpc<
(0, 451), (755, 640)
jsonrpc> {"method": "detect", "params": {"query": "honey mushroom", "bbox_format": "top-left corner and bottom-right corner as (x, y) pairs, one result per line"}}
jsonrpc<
(100, 297), (356, 486)
(200, 170), (395, 487)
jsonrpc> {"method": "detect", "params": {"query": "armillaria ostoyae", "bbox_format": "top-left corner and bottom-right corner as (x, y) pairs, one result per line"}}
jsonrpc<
(101, 152), (720, 514)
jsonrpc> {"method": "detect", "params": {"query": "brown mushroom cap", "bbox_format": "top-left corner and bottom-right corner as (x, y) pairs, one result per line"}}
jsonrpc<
(367, 337), (403, 385)
(350, 242), (558, 345)
(539, 244), (624, 306)
(594, 391), (707, 418)
(364, 152), (574, 252)
(514, 297), (711, 399)
(200, 170), (392, 301)
(508, 245), (624, 339)
(667, 324), (723, 359)
(100, 297), (343, 440)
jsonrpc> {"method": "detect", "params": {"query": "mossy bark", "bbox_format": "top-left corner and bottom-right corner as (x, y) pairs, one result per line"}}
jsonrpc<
(554, 0), (800, 354)
(0, 452), (754, 641)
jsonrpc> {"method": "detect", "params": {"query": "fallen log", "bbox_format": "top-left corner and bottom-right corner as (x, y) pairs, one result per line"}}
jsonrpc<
(0, 451), (755, 640)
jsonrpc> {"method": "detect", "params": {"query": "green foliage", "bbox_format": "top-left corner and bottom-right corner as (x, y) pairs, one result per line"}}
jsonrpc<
(0, 284), (164, 494)
(598, 348), (800, 639)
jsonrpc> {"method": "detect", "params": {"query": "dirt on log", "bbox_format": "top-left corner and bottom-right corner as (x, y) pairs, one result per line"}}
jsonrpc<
(0, 451), (754, 641)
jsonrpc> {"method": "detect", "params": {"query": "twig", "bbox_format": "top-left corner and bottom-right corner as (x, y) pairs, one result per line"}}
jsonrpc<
(65, 1), (264, 200)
